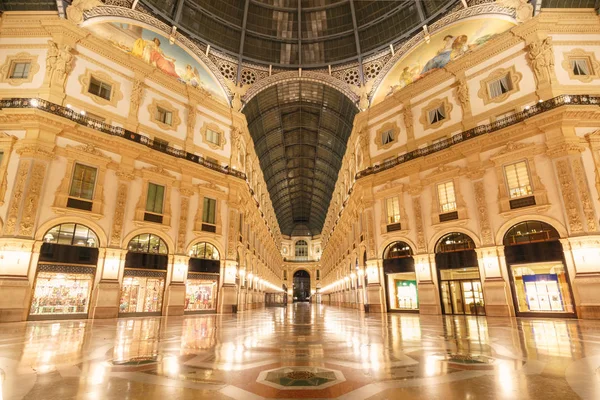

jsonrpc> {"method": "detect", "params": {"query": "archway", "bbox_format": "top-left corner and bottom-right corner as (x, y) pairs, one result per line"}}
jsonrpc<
(435, 232), (485, 316)
(293, 270), (311, 302)
(120, 233), (169, 316)
(29, 223), (99, 320)
(503, 220), (575, 317)
(185, 241), (220, 314)
(382, 241), (418, 312)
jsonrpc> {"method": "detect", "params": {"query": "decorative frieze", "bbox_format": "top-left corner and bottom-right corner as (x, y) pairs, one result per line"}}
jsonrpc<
(556, 159), (583, 234)
(110, 182), (129, 247)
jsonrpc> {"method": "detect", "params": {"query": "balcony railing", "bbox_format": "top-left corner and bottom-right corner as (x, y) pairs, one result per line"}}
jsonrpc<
(356, 95), (600, 179)
(0, 98), (247, 180)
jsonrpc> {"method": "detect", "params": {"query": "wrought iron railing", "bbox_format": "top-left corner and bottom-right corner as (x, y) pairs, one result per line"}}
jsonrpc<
(355, 94), (600, 179)
(0, 98), (247, 180)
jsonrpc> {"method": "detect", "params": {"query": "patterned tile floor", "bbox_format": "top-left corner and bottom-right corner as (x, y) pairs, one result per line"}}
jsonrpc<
(0, 303), (599, 399)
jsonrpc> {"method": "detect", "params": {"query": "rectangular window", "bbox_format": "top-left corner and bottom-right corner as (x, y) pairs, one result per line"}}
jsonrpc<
(437, 181), (457, 213)
(386, 197), (401, 224)
(206, 129), (221, 145)
(9, 61), (31, 79)
(145, 183), (165, 214)
(428, 105), (445, 124)
(202, 197), (216, 224)
(0, 151), (4, 165)
(571, 58), (591, 76)
(69, 163), (97, 201)
(381, 129), (394, 145)
(155, 107), (172, 125)
(488, 73), (513, 99)
(88, 76), (112, 100)
(504, 161), (533, 199)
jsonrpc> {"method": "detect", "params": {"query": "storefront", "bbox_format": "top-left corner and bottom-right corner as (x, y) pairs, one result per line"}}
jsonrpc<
(503, 221), (575, 317)
(185, 242), (221, 313)
(435, 233), (485, 316)
(119, 233), (168, 317)
(29, 223), (99, 320)
(383, 241), (418, 312)
(185, 274), (219, 312)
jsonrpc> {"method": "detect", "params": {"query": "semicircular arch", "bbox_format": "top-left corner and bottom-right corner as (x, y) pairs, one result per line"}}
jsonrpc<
(122, 227), (174, 253)
(35, 216), (108, 248)
(428, 226), (482, 252)
(495, 215), (568, 245)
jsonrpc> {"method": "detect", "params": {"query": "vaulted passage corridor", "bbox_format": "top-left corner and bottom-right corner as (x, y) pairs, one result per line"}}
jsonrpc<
(0, 305), (598, 399)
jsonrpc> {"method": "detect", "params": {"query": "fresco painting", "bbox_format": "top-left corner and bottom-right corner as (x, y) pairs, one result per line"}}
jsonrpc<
(372, 17), (516, 105)
(86, 21), (225, 100)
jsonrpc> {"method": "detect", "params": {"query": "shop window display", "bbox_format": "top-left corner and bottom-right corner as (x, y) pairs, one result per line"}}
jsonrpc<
(511, 262), (574, 313)
(119, 276), (165, 314)
(387, 274), (418, 310)
(30, 271), (93, 316)
(185, 276), (218, 311)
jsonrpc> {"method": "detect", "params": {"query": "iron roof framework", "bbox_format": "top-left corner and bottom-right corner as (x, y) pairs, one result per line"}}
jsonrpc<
(139, 0), (462, 70)
(243, 80), (358, 236)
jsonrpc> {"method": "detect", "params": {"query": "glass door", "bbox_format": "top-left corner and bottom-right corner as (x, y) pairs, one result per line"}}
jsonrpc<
(441, 281), (452, 314)
(461, 280), (485, 316)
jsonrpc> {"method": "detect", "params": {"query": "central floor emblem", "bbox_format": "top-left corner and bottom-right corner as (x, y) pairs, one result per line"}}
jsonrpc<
(257, 366), (345, 390)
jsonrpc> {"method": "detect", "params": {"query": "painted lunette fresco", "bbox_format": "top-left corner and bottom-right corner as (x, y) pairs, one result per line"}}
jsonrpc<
(86, 21), (226, 101)
(372, 16), (517, 105)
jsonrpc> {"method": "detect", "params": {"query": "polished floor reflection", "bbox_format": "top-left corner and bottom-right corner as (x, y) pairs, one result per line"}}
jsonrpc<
(1, 304), (599, 399)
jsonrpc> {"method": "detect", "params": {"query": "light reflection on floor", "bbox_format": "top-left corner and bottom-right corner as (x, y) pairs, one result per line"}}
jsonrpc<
(0, 303), (598, 399)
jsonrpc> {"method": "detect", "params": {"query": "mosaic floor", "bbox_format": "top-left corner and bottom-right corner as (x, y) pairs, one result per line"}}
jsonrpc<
(0, 303), (599, 399)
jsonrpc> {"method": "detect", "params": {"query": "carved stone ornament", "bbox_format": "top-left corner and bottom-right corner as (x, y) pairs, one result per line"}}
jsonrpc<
(527, 37), (555, 86)
(129, 79), (145, 118)
(495, 0), (533, 24)
(473, 180), (493, 245)
(110, 182), (128, 247)
(556, 159), (583, 234)
(412, 196), (426, 252)
(4, 159), (30, 236)
(177, 197), (189, 254)
(46, 41), (74, 90)
(20, 160), (47, 237)
(455, 78), (470, 112)
(72, 143), (107, 158)
(572, 158), (598, 232)
(66, 0), (104, 24)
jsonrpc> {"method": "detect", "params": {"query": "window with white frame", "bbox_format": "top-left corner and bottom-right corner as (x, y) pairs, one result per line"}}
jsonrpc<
(145, 183), (165, 214)
(155, 106), (173, 125)
(381, 129), (394, 145)
(570, 58), (592, 76)
(9, 61), (31, 79)
(206, 129), (221, 146)
(437, 181), (457, 213)
(428, 104), (446, 125)
(386, 197), (401, 224)
(504, 161), (533, 199)
(69, 163), (97, 201)
(88, 76), (112, 100)
(487, 73), (513, 99)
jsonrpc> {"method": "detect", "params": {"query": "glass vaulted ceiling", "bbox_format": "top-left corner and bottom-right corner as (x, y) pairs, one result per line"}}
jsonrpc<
(243, 81), (358, 236)
(140, 0), (460, 68)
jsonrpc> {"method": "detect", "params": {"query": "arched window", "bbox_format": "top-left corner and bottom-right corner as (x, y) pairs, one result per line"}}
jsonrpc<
(503, 221), (560, 246)
(189, 242), (220, 260)
(383, 241), (413, 259)
(43, 223), (99, 247)
(295, 240), (308, 257)
(127, 233), (168, 254)
(436, 232), (476, 253)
